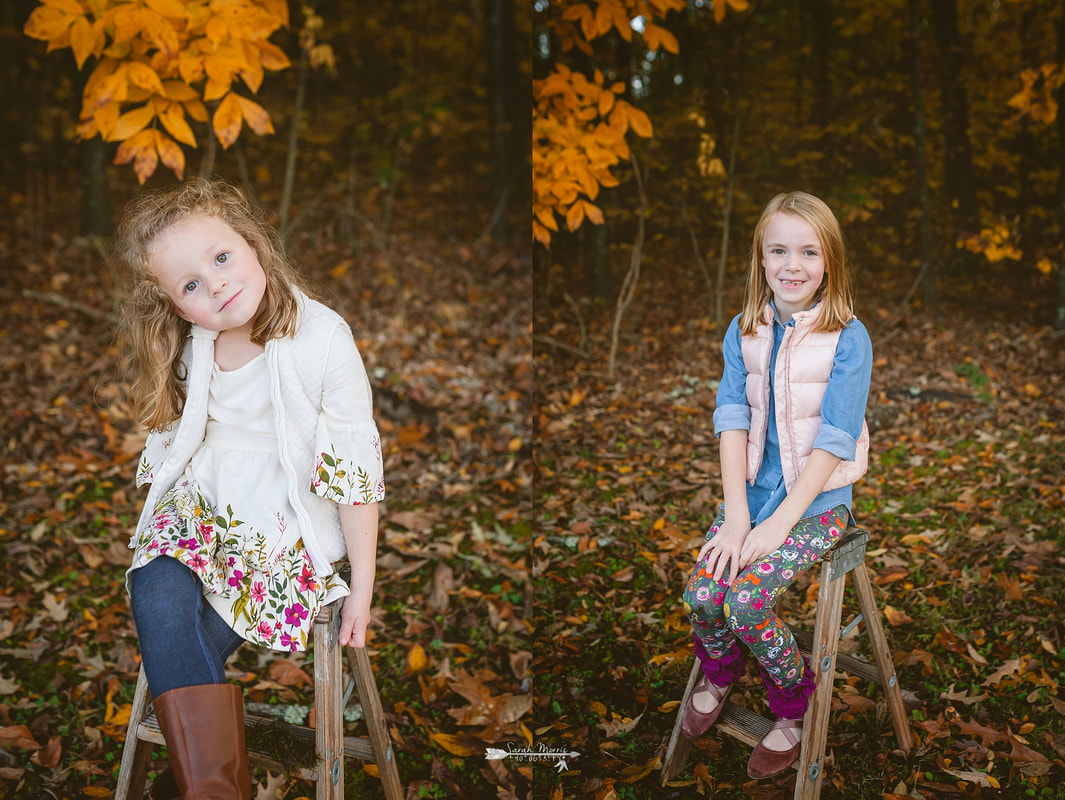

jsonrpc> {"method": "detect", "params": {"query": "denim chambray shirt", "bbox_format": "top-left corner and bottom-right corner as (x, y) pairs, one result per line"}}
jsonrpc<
(711, 303), (873, 526)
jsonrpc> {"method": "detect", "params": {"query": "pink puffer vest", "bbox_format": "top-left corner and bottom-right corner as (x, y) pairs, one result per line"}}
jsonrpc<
(741, 303), (869, 492)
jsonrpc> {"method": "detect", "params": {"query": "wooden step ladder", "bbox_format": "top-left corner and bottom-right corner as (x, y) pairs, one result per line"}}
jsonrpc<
(661, 526), (913, 798)
(114, 600), (403, 800)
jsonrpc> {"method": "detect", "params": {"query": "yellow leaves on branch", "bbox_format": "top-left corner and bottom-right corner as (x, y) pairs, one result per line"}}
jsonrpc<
(24, 0), (292, 183)
(957, 225), (1023, 264)
(534, 0), (688, 246)
(1007, 62), (1064, 125)
(547, 0), (721, 56)
(533, 65), (651, 247)
(688, 110), (725, 179)
(712, 0), (749, 23)
(535, 0), (749, 244)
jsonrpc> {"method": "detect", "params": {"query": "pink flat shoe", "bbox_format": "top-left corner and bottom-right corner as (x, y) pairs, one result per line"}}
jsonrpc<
(747, 717), (803, 778)
(681, 675), (732, 738)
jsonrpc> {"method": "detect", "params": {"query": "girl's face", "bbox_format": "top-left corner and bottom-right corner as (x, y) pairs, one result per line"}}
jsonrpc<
(150, 214), (267, 334)
(761, 211), (825, 321)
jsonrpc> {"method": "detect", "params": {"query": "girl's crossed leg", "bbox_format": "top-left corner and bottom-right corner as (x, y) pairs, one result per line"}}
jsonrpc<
(683, 505), (850, 717)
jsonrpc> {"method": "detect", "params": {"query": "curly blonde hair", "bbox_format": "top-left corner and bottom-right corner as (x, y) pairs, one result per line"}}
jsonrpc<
(112, 177), (310, 431)
(739, 191), (854, 336)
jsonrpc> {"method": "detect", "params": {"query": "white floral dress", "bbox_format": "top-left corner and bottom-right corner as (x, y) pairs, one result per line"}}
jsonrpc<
(128, 355), (349, 652)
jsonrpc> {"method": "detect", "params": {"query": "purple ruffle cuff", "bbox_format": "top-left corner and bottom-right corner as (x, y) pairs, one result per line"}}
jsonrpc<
(693, 635), (748, 687)
(761, 656), (817, 719)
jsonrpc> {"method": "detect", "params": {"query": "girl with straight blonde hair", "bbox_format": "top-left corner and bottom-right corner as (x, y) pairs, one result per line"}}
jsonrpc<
(680, 191), (872, 779)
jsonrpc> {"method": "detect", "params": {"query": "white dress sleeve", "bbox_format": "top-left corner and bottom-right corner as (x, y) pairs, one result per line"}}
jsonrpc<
(309, 324), (386, 505)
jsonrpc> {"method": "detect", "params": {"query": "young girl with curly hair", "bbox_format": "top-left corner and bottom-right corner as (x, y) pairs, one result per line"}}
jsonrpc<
(113, 178), (385, 798)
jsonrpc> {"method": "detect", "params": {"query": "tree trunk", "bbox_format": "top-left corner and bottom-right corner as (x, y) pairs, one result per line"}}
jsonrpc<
(585, 222), (611, 299)
(279, 29), (310, 242)
(909, 0), (935, 313)
(930, 0), (978, 235)
(716, 102), (742, 333)
(79, 137), (112, 238)
(1055, 7), (1065, 333)
(608, 153), (647, 378)
(1015, 4), (1040, 254)
(802, 0), (833, 139)
(485, 0), (517, 242)
(198, 120), (217, 177)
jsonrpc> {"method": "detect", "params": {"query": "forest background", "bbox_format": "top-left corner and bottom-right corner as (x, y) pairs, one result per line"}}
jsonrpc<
(0, 0), (1064, 799)
(532, 1), (1065, 799)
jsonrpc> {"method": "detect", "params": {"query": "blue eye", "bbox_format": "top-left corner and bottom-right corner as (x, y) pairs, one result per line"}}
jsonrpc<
(183, 280), (199, 294)
(216, 252), (229, 265)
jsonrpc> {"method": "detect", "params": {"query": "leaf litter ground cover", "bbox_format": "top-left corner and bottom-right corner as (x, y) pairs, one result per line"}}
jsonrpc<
(0, 188), (532, 799)
(532, 263), (1065, 799)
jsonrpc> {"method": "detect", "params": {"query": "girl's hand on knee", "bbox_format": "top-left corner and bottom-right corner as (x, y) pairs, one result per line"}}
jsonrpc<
(699, 518), (750, 585)
(339, 593), (371, 648)
(738, 520), (791, 571)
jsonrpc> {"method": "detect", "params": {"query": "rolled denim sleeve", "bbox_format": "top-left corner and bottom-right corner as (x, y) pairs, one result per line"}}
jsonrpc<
(814, 319), (873, 460)
(713, 314), (751, 436)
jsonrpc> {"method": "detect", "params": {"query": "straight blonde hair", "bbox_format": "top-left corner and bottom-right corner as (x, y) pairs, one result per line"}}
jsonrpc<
(112, 178), (311, 431)
(738, 192), (854, 335)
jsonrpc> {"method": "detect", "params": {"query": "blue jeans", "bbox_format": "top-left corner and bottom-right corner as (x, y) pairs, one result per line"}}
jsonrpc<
(129, 556), (244, 698)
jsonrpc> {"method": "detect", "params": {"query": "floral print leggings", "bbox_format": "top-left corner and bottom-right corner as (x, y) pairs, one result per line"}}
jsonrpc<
(683, 504), (849, 689)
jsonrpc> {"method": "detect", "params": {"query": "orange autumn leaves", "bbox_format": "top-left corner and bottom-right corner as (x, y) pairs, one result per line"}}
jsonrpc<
(533, 64), (651, 247)
(533, 0), (683, 248)
(24, 0), (290, 183)
(533, 0), (749, 247)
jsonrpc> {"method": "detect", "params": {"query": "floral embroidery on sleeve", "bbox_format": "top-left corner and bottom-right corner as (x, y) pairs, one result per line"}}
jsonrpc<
(311, 441), (385, 504)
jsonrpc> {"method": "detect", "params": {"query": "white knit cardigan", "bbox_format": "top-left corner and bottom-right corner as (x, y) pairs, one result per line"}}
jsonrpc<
(132, 291), (385, 575)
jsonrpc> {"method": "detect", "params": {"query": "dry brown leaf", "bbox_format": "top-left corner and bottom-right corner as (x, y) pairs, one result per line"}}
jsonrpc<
(883, 604), (914, 626)
(0, 724), (40, 750)
(502, 693), (533, 724)
(982, 657), (1024, 687)
(42, 591), (69, 623)
(268, 659), (313, 689)
(427, 562), (453, 614)
(30, 735), (62, 768)
(406, 644), (430, 675)
(508, 650), (532, 680)
(1008, 737), (1051, 776)
(619, 754), (661, 783)
(597, 711), (643, 738)
(429, 732), (482, 757)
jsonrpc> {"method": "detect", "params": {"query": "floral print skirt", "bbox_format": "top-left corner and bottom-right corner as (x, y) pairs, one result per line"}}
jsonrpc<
(128, 471), (345, 652)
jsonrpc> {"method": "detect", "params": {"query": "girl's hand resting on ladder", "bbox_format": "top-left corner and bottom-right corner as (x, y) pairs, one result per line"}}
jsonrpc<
(339, 592), (372, 647)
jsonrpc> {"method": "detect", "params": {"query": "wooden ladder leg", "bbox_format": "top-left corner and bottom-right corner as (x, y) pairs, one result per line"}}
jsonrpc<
(315, 611), (344, 800)
(113, 666), (153, 800)
(345, 645), (403, 800)
(852, 561), (913, 753)
(660, 659), (702, 786)
(793, 558), (847, 800)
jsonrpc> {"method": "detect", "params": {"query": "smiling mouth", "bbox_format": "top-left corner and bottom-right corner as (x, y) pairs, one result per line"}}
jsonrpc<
(780, 280), (805, 287)
(221, 290), (241, 310)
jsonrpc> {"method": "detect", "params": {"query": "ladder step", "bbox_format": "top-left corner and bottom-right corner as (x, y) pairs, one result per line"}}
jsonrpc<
(135, 712), (377, 779)
(713, 702), (800, 772)
(793, 628), (885, 685)
(714, 700), (770, 748)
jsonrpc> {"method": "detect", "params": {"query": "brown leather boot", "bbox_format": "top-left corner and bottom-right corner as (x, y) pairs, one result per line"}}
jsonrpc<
(152, 683), (253, 799)
(147, 767), (179, 799)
